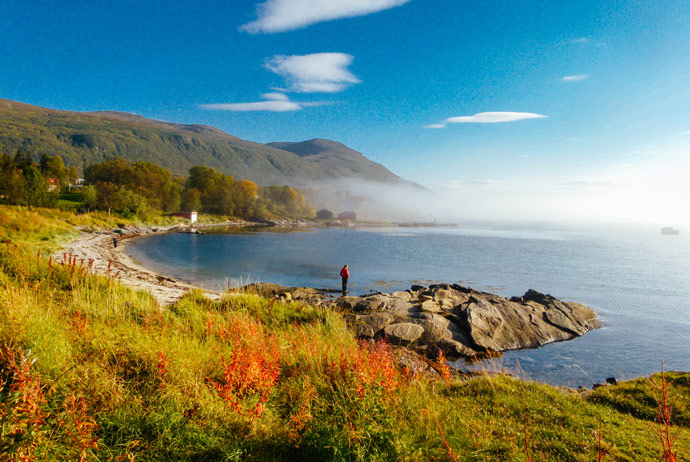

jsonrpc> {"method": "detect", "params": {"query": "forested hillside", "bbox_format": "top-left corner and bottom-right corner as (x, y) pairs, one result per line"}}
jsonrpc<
(0, 99), (411, 188)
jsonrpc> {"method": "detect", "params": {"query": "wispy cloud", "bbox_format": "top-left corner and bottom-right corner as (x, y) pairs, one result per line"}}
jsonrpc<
(260, 92), (289, 101)
(265, 53), (361, 93)
(447, 112), (547, 124)
(562, 74), (589, 82)
(428, 112), (547, 128)
(567, 37), (589, 44)
(200, 92), (305, 112)
(240, 0), (411, 33)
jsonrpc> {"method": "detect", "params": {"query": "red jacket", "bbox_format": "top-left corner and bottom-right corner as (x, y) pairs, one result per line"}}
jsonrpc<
(340, 267), (350, 278)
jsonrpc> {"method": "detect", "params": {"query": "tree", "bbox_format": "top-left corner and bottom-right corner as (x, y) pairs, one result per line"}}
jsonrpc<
(23, 164), (55, 208)
(181, 188), (201, 212)
(81, 185), (98, 209)
(165, 182), (182, 213)
(234, 180), (258, 217)
(207, 174), (236, 216)
(0, 153), (17, 199)
(130, 161), (174, 210)
(66, 166), (80, 191)
(13, 150), (33, 171)
(113, 189), (148, 218)
(187, 166), (217, 193)
(0, 167), (25, 205)
(40, 154), (68, 192)
(95, 182), (119, 216)
(84, 157), (132, 186)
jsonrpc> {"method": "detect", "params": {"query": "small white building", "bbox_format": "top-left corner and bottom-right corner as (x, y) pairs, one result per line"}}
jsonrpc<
(172, 211), (198, 223)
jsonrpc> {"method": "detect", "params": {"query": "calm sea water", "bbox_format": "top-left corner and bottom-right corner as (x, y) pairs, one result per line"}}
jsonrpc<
(126, 222), (690, 387)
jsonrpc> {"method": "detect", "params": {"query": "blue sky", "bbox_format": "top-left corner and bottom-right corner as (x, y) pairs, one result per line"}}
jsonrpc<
(1, 0), (689, 223)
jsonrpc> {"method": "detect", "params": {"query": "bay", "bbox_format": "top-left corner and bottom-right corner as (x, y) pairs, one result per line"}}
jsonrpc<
(126, 222), (690, 387)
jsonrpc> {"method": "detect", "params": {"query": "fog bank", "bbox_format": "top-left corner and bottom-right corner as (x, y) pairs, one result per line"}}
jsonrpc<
(304, 156), (690, 227)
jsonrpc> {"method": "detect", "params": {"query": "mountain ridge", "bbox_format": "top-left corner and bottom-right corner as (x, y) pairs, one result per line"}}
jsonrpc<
(0, 98), (418, 189)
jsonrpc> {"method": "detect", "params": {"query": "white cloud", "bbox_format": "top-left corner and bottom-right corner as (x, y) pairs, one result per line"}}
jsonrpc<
(562, 74), (589, 82)
(240, 0), (411, 33)
(567, 37), (589, 44)
(200, 92), (305, 112)
(425, 112), (547, 128)
(200, 101), (302, 112)
(446, 112), (547, 124)
(261, 92), (289, 101)
(265, 53), (361, 93)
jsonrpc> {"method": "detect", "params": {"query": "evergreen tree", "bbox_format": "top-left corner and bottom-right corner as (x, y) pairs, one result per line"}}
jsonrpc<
(23, 164), (54, 208)
(13, 150), (33, 171)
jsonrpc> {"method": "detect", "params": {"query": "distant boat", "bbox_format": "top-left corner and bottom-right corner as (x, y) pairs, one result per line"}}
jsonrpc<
(661, 227), (680, 235)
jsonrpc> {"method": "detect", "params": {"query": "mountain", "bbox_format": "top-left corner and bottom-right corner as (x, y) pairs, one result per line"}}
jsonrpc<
(0, 99), (416, 188)
(266, 139), (409, 185)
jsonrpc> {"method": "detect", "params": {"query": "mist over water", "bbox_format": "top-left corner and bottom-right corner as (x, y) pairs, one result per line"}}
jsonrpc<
(303, 156), (690, 226)
(127, 221), (690, 387)
(304, 178), (440, 222)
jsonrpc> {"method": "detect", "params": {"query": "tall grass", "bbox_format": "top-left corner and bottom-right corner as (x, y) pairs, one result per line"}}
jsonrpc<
(0, 204), (687, 460)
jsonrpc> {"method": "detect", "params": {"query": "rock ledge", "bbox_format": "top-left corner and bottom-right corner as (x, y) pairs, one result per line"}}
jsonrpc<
(240, 283), (602, 359)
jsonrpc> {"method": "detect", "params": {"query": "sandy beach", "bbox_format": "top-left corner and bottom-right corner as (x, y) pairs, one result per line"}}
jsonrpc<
(54, 221), (256, 305)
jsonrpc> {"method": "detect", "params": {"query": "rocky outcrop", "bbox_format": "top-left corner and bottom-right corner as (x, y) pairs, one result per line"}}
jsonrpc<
(241, 282), (601, 359)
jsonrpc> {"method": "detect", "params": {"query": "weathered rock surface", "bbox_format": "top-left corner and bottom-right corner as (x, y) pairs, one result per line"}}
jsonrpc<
(241, 282), (601, 359)
(383, 323), (425, 346)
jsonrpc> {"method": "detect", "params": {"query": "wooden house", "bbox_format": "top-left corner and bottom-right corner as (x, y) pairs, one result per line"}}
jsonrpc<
(316, 209), (334, 220)
(338, 211), (357, 221)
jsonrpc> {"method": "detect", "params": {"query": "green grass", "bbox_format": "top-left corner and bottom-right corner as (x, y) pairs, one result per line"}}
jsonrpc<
(0, 204), (687, 461)
(0, 204), (189, 253)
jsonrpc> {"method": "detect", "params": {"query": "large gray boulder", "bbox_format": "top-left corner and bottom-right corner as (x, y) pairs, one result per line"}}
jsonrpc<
(355, 296), (387, 312)
(356, 312), (395, 331)
(244, 282), (601, 360)
(409, 313), (452, 344)
(334, 284), (601, 359)
(383, 323), (425, 346)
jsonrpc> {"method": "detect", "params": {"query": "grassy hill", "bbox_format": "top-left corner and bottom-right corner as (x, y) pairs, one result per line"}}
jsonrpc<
(0, 204), (688, 461)
(266, 139), (416, 186)
(0, 99), (413, 187)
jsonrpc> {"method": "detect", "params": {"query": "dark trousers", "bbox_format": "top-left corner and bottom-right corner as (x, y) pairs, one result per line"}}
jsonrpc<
(342, 277), (348, 294)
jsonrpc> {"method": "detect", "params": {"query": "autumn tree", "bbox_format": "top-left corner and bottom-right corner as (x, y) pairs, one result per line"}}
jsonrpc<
(39, 154), (67, 182)
(181, 188), (201, 212)
(84, 157), (133, 186)
(95, 182), (119, 216)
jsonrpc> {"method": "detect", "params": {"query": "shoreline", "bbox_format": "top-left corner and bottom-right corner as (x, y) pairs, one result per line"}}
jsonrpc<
(51, 217), (609, 387)
(61, 219), (457, 306)
(54, 220), (264, 305)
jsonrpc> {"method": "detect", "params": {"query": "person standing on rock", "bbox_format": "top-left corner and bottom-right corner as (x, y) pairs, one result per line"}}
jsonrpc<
(113, 236), (118, 248)
(340, 264), (349, 294)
